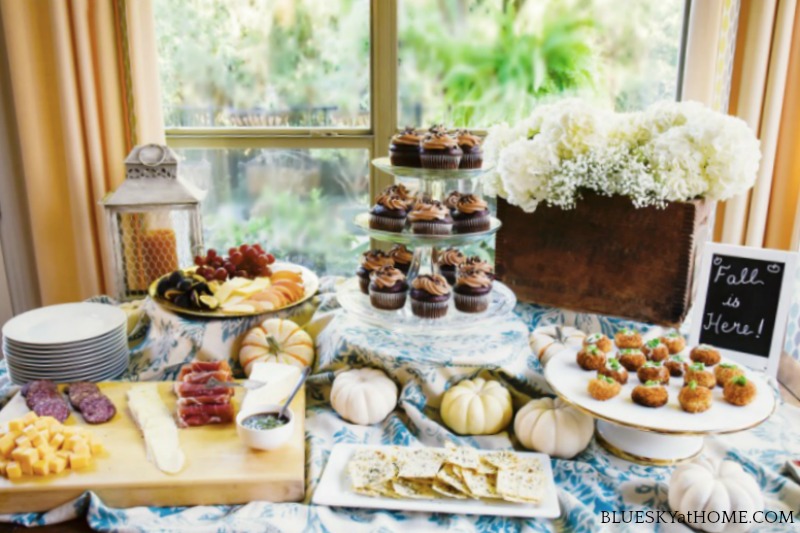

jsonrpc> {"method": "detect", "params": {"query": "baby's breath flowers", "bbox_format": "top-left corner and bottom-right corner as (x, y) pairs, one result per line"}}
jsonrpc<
(484, 99), (761, 212)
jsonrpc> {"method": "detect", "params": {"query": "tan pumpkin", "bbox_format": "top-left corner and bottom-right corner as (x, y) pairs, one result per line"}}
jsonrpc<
(238, 318), (314, 376)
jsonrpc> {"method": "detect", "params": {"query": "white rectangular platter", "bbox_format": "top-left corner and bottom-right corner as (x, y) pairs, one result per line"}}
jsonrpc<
(312, 443), (560, 519)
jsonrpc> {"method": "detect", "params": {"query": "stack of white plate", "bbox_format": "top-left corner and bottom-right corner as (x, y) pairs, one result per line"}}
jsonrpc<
(2, 303), (129, 384)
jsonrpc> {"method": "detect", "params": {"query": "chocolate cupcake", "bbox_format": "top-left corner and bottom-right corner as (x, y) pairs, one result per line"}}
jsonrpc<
(408, 200), (453, 235)
(454, 130), (483, 169)
(369, 266), (409, 310)
(410, 274), (451, 319)
(389, 244), (413, 275)
(369, 193), (409, 233)
(453, 194), (490, 233)
(453, 267), (492, 313)
(356, 250), (394, 294)
(389, 127), (423, 168)
(381, 183), (416, 208)
(435, 248), (465, 285)
(420, 132), (462, 169)
(464, 256), (495, 280)
(443, 191), (462, 214)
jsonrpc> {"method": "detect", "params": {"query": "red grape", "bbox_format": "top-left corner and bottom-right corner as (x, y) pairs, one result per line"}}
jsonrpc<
(224, 263), (236, 274)
(266, 254), (275, 264)
(214, 268), (228, 281)
(229, 252), (243, 266)
(255, 255), (268, 267)
(235, 270), (248, 278)
(253, 244), (263, 253)
(245, 248), (258, 261)
(239, 244), (250, 253)
(194, 256), (204, 267)
(228, 248), (238, 256)
(207, 249), (217, 259)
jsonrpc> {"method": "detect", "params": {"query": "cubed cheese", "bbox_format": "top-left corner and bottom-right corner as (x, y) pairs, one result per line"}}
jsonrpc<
(68, 453), (90, 470)
(20, 461), (32, 476)
(8, 419), (24, 432)
(56, 450), (70, 460)
(72, 443), (89, 456)
(90, 442), (104, 456)
(14, 435), (31, 449)
(33, 418), (48, 431)
(12, 447), (37, 469)
(0, 459), (6, 475)
(30, 432), (45, 447)
(32, 459), (49, 476)
(0, 433), (16, 457)
(22, 426), (37, 440)
(20, 412), (37, 425)
(49, 433), (65, 450)
(5, 461), (22, 479)
(50, 456), (67, 474)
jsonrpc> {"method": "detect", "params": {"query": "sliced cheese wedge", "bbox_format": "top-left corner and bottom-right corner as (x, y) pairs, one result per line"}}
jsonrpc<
(127, 385), (185, 475)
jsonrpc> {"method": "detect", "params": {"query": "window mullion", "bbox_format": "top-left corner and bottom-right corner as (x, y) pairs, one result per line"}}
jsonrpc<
(370, 0), (398, 198)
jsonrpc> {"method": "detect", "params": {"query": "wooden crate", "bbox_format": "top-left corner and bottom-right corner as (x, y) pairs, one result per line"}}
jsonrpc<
(496, 194), (714, 326)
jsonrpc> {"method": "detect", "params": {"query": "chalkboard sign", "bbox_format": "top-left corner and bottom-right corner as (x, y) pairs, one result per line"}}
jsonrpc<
(690, 243), (797, 377)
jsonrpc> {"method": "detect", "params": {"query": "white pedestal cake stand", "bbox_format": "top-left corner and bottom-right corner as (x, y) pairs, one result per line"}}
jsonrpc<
(544, 349), (777, 466)
(337, 157), (518, 335)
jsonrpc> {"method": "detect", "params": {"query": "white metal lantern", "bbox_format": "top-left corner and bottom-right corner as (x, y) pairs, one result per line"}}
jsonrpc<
(103, 144), (205, 301)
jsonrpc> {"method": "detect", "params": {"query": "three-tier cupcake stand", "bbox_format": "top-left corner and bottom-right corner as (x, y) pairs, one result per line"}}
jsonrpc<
(337, 157), (517, 333)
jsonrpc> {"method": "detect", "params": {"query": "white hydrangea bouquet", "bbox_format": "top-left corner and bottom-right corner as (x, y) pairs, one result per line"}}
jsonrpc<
(483, 99), (761, 213)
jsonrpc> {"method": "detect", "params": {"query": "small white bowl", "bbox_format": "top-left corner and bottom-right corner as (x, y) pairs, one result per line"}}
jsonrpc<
(236, 403), (295, 451)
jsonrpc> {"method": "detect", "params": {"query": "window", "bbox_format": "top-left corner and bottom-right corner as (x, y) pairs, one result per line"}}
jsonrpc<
(156, 0), (688, 275)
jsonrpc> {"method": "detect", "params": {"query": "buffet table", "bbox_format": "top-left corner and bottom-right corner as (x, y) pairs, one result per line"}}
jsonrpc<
(0, 280), (798, 532)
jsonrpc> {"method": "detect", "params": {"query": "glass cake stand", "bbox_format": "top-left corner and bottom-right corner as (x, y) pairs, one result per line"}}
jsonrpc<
(337, 157), (517, 333)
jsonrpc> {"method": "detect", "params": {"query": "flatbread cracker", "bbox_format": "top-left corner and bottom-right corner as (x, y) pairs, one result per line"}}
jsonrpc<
(496, 469), (545, 503)
(482, 450), (519, 470)
(397, 448), (448, 479)
(435, 464), (470, 494)
(445, 445), (482, 471)
(432, 479), (468, 499)
(348, 458), (396, 490)
(392, 478), (439, 499)
(461, 469), (499, 499)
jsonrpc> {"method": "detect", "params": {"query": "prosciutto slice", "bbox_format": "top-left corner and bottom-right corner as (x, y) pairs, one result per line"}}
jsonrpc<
(174, 359), (235, 428)
(176, 402), (235, 427)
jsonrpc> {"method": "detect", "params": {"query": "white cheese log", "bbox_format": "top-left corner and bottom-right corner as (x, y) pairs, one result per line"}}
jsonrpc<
(127, 384), (185, 475)
(242, 362), (301, 411)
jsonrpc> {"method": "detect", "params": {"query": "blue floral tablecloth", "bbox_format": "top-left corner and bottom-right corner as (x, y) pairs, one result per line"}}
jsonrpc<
(0, 278), (798, 533)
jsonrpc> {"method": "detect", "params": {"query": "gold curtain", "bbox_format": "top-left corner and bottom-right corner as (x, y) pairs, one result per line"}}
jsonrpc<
(0, 0), (163, 304)
(714, 0), (800, 250)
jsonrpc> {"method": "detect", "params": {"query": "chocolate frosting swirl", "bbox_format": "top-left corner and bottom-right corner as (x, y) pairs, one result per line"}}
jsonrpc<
(436, 248), (465, 267)
(422, 132), (458, 150)
(408, 201), (450, 222)
(465, 256), (494, 275)
(370, 266), (407, 289)
(391, 126), (422, 147)
(456, 194), (488, 214)
(382, 183), (413, 200)
(361, 250), (394, 271)
(454, 130), (482, 148)
(389, 244), (413, 264)
(374, 193), (408, 211)
(456, 269), (492, 289)
(444, 191), (462, 211)
(411, 274), (450, 295)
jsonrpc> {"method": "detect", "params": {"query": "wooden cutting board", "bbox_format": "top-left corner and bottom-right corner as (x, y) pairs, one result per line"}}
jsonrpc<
(0, 381), (305, 512)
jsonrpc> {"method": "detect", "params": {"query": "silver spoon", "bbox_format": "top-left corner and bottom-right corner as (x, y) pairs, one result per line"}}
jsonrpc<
(205, 377), (268, 391)
(279, 366), (311, 420)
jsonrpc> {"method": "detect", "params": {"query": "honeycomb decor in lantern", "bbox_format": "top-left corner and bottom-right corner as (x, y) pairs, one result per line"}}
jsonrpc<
(102, 144), (206, 301)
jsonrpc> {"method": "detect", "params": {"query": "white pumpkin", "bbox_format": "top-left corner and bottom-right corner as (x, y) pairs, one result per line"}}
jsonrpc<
(514, 397), (594, 458)
(530, 326), (586, 366)
(238, 318), (314, 376)
(331, 368), (398, 425)
(669, 457), (763, 533)
(440, 378), (513, 435)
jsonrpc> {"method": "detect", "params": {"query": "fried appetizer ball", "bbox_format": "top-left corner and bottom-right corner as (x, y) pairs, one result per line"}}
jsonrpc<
(684, 362), (716, 389)
(584, 332), (613, 353)
(598, 357), (629, 384)
(664, 355), (688, 377)
(678, 380), (713, 413)
(588, 375), (621, 401)
(632, 381), (669, 408)
(723, 376), (757, 406)
(690, 344), (721, 366)
(642, 338), (669, 362)
(618, 349), (646, 372)
(660, 330), (686, 354)
(715, 362), (745, 388)
(577, 344), (607, 371)
(615, 328), (642, 349)
(637, 361), (670, 385)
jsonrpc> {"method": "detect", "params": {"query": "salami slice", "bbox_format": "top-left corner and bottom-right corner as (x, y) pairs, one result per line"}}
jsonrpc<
(21, 380), (57, 398)
(32, 397), (70, 422)
(25, 388), (62, 410)
(67, 382), (100, 408)
(77, 393), (116, 424)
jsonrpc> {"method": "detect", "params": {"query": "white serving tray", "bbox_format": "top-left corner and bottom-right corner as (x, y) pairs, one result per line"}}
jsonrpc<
(312, 443), (561, 519)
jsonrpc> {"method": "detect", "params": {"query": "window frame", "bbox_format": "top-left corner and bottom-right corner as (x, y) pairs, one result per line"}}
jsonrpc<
(163, 0), (692, 200)
(164, 0), (398, 198)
